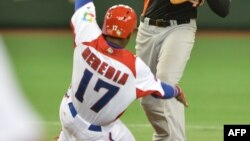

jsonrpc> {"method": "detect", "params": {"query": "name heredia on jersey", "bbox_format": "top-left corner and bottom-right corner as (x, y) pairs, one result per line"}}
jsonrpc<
(82, 47), (129, 85)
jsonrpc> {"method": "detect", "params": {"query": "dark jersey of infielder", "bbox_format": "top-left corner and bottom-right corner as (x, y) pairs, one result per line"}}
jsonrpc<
(142, 0), (197, 20)
(69, 0), (179, 126)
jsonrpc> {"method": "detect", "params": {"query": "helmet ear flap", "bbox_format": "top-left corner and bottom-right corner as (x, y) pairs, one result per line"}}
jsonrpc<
(102, 5), (137, 39)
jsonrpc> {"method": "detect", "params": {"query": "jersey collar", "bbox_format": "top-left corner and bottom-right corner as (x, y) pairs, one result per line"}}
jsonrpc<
(107, 41), (124, 49)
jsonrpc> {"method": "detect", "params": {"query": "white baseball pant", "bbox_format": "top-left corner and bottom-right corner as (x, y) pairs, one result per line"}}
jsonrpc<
(136, 18), (197, 141)
(57, 96), (135, 141)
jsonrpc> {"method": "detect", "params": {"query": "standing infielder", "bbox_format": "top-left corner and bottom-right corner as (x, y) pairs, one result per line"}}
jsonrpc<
(57, 0), (188, 140)
(135, 0), (205, 141)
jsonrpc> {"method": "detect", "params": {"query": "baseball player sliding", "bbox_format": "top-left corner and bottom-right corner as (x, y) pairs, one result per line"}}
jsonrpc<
(56, 0), (188, 140)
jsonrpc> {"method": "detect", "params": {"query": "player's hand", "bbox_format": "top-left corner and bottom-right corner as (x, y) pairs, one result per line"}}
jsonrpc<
(175, 85), (189, 107)
(188, 0), (205, 7)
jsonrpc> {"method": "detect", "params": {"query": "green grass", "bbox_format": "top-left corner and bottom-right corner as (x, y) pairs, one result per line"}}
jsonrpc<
(2, 30), (250, 141)
(2, 32), (74, 139)
(182, 35), (250, 141)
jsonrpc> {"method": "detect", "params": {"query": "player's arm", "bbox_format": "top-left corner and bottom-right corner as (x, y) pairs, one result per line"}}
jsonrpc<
(71, 0), (101, 45)
(135, 58), (188, 107)
(152, 83), (188, 107)
(207, 0), (231, 18)
(151, 82), (178, 99)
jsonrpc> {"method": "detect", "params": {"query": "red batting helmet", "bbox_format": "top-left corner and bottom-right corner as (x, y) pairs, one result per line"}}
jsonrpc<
(102, 5), (137, 39)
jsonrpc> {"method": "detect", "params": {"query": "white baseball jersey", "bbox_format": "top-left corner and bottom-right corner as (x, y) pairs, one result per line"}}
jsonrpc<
(69, 1), (168, 126)
(57, 1), (179, 141)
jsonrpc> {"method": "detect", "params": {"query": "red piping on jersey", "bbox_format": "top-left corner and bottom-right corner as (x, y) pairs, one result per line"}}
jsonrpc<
(115, 110), (125, 120)
(136, 88), (162, 99)
(82, 35), (136, 77)
(109, 132), (114, 141)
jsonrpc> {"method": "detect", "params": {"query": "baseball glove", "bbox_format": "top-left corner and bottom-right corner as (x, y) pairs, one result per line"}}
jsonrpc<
(207, 0), (231, 18)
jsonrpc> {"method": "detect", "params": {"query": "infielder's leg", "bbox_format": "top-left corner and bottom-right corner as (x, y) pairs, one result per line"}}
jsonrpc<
(154, 24), (196, 141)
(136, 20), (196, 141)
(136, 23), (171, 140)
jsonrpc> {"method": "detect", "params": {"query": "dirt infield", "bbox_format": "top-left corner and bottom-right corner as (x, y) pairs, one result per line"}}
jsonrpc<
(196, 30), (250, 38)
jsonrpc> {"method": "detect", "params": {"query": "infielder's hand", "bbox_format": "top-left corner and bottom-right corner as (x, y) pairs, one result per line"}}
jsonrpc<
(175, 85), (189, 107)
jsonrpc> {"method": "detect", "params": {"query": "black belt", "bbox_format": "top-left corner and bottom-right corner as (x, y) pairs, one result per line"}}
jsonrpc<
(140, 16), (191, 27)
(68, 102), (102, 132)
